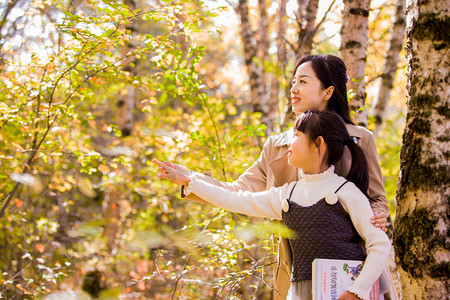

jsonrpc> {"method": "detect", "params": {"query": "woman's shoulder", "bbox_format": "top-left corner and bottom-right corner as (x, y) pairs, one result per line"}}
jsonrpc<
(345, 124), (376, 148)
(345, 124), (374, 139)
(264, 130), (292, 147)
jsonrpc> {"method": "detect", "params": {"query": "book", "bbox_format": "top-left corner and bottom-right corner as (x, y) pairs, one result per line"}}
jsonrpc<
(312, 258), (380, 300)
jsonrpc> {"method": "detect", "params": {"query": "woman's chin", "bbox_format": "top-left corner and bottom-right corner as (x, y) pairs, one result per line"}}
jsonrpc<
(292, 106), (306, 115)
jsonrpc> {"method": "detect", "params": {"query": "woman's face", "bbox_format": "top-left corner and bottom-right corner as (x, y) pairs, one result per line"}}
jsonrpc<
(290, 62), (329, 114)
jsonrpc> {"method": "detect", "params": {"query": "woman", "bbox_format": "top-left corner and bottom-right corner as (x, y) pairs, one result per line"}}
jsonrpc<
(156, 55), (395, 299)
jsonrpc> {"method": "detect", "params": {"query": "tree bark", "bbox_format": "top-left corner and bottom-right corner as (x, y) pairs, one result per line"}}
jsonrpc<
(268, 0), (288, 132)
(297, 0), (308, 23)
(237, 0), (266, 116)
(394, 0), (450, 298)
(340, 0), (371, 126)
(257, 0), (270, 80)
(296, 0), (320, 58)
(257, 0), (274, 133)
(371, 0), (406, 136)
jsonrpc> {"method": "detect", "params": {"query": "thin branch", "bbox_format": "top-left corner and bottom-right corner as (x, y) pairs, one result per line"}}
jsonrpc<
(224, 0), (237, 11)
(200, 95), (228, 181)
(0, 110), (58, 218)
(48, 42), (90, 106)
(314, 0), (336, 33)
(316, 32), (337, 45)
(366, 64), (406, 85)
(215, 276), (235, 299)
(170, 253), (190, 300)
(170, 209), (220, 299)
(284, 37), (296, 53)
(154, 256), (166, 282)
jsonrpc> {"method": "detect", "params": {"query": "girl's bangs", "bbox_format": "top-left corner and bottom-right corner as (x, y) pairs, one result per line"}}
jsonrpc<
(294, 110), (320, 133)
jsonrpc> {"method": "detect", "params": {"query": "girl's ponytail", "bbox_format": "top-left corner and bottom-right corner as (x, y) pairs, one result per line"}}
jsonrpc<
(344, 139), (373, 201)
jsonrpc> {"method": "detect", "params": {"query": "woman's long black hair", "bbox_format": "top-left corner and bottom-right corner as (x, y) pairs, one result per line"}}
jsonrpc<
(295, 110), (372, 200)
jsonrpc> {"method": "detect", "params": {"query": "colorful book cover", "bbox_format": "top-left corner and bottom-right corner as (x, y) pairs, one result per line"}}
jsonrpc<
(312, 258), (380, 300)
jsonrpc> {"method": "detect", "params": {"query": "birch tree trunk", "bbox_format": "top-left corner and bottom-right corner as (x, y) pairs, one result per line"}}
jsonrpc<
(257, 0), (269, 83)
(296, 0), (320, 58)
(257, 0), (275, 133)
(269, 0), (288, 132)
(394, 0), (450, 297)
(340, 0), (370, 126)
(371, 0), (406, 136)
(237, 0), (266, 116)
(297, 0), (308, 22)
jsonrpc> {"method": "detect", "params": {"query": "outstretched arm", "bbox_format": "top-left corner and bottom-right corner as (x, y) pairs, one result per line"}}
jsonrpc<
(153, 135), (279, 204)
(153, 158), (285, 219)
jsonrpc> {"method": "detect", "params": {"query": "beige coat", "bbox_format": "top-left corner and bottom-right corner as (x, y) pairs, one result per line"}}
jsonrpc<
(184, 124), (396, 299)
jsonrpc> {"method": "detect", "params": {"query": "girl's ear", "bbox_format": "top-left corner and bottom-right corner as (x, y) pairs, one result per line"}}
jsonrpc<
(323, 86), (335, 101)
(314, 136), (325, 149)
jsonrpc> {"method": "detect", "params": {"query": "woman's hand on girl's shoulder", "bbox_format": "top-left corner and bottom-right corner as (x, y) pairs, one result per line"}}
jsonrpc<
(337, 291), (362, 300)
(152, 159), (191, 186)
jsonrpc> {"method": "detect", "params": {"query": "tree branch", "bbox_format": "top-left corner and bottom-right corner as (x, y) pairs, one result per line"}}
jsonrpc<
(314, 0), (336, 33)
(366, 64), (406, 85)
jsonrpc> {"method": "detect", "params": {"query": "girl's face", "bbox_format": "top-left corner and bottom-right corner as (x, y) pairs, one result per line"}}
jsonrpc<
(287, 130), (320, 174)
(290, 62), (330, 114)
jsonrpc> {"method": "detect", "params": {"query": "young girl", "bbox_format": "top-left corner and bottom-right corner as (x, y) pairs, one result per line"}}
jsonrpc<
(153, 110), (391, 300)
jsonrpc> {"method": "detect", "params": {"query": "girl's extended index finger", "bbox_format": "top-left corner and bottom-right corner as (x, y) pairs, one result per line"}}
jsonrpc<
(151, 158), (161, 165)
(152, 159), (166, 169)
(152, 159), (175, 174)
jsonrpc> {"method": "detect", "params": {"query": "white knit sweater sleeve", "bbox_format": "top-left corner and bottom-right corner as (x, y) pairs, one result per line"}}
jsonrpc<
(184, 174), (292, 220)
(338, 182), (391, 300)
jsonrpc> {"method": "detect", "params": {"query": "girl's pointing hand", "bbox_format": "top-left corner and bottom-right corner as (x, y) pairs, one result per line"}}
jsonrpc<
(152, 159), (191, 186)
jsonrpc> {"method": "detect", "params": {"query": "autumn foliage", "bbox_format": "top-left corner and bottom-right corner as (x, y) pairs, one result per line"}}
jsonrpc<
(0, 0), (408, 298)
